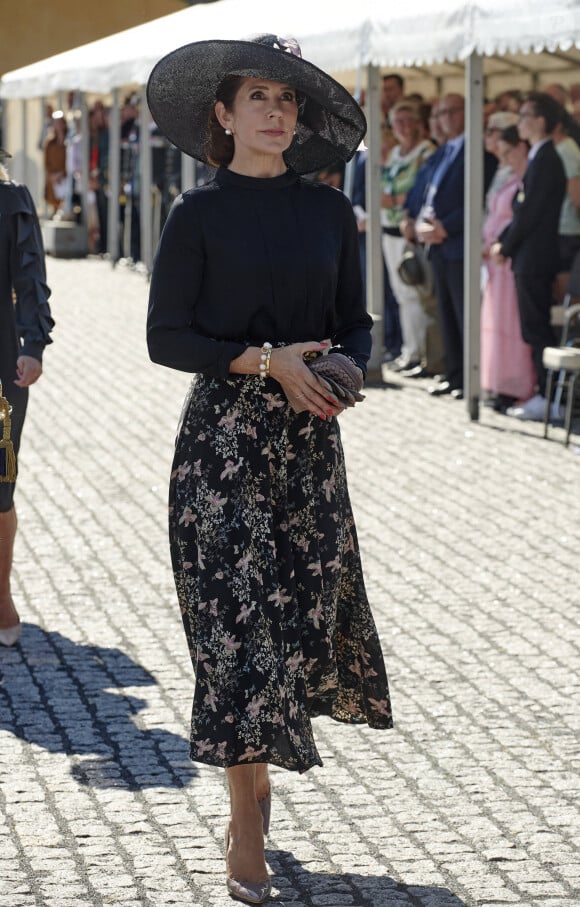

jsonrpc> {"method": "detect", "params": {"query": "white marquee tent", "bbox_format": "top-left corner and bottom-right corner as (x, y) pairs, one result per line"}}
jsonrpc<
(3, 0), (580, 98)
(2, 0), (580, 414)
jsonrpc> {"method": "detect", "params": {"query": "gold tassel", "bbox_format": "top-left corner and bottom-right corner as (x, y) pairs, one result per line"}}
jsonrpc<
(0, 380), (17, 483)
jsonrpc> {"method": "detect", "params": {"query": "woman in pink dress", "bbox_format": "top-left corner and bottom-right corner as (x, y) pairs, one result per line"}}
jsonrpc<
(481, 126), (535, 410)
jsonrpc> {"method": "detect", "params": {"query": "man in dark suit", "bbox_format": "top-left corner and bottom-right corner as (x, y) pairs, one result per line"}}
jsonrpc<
(409, 95), (497, 397)
(491, 92), (567, 421)
(351, 148), (402, 362)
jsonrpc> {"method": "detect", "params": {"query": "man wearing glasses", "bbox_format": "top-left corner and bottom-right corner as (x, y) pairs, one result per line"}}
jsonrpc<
(414, 95), (496, 398)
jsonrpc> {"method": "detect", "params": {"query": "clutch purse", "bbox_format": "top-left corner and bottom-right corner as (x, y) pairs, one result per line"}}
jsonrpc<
(305, 352), (365, 407)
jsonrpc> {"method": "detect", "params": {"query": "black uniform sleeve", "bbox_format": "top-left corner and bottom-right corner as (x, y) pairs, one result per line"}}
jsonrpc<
(11, 185), (53, 361)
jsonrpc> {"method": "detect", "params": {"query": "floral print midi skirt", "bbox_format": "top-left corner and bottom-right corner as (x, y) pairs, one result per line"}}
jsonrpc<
(169, 374), (392, 774)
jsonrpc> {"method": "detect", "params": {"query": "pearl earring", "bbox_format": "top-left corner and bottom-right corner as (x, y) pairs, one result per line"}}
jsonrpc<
(225, 128), (232, 136)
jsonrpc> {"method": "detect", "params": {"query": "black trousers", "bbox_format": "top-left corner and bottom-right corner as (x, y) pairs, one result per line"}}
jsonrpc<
(514, 272), (557, 397)
(430, 252), (464, 388)
(359, 234), (402, 357)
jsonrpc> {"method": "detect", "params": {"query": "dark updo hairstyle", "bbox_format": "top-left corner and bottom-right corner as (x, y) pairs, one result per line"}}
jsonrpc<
(206, 75), (244, 167)
(499, 124), (530, 152)
(500, 124), (522, 146)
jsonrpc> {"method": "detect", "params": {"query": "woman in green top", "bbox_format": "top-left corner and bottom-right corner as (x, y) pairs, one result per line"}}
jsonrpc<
(381, 101), (436, 371)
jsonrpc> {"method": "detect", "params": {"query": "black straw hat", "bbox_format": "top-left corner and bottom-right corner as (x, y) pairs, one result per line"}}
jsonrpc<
(146, 34), (366, 175)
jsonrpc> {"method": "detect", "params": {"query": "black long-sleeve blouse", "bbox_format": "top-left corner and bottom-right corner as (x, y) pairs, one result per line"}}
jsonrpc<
(0, 180), (53, 370)
(147, 167), (372, 378)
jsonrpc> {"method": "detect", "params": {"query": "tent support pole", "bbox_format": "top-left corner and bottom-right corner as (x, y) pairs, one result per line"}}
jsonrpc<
(80, 93), (90, 238)
(343, 61), (364, 201)
(19, 100), (28, 186)
(464, 51), (484, 420)
(107, 88), (121, 264)
(365, 63), (384, 382)
(139, 85), (153, 274)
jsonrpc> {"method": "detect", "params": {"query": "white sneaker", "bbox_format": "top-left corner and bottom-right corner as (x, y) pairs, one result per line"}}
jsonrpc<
(550, 402), (565, 422)
(506, 393), (548, 421)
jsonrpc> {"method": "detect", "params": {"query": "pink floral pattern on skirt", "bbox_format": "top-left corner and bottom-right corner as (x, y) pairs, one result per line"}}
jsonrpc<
(169, 374), (392, 773)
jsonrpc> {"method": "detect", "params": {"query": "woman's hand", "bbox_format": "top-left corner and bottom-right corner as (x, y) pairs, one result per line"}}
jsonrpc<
(416, 217), (447, 245)
(382, 192), (405, 209)
(400, 214), (416, 243)
(269, 342), (345, 419)
(14, 356), (42, 388)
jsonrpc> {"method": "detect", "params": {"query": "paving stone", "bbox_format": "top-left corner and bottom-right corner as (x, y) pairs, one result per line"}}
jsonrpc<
(0, 257), (578, 907)
(0, 898), (35, 907)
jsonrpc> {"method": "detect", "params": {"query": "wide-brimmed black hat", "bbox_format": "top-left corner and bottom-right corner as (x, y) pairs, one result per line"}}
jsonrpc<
(146, 34), (366, 175)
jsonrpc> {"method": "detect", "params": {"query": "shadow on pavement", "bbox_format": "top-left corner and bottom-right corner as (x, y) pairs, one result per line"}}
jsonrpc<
(0, 624), (197, 790)
(268, 851), (469, 906)
(477, 416), (580, 446)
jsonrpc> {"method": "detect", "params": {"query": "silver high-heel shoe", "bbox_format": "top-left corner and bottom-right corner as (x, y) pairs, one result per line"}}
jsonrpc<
(0, 622), (21, 647)
(257, 789), (271, 836)
(225, 825), (271, 905)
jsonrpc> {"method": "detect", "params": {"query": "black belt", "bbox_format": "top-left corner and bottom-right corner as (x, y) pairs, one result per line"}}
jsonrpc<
(382, 226), (402, 237)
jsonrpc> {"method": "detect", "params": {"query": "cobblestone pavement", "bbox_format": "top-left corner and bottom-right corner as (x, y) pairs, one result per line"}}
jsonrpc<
(1, 257), (579, 907)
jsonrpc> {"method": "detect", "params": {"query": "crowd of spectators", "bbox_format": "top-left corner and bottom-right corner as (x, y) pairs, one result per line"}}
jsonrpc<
(40, 93), (183, 261)
(341, 76), (580, 422)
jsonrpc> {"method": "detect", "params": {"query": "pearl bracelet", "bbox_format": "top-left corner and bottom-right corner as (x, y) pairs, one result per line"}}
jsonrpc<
(259, 342), (273, 379)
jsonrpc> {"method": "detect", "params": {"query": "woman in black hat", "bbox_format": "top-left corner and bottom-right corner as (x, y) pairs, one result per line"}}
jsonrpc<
(147, 35), (392, 905)
(0, 148), (54, 647)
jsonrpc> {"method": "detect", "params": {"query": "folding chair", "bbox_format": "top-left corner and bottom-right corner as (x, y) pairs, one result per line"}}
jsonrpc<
(543, 301), (580, 447)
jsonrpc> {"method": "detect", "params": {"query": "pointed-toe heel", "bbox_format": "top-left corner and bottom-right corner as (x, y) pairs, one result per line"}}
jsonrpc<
(226, 876), (272, 904)
(225, 825), (271, 905)
(0, 622), (21, 647)
(258, 789), (271, 836)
